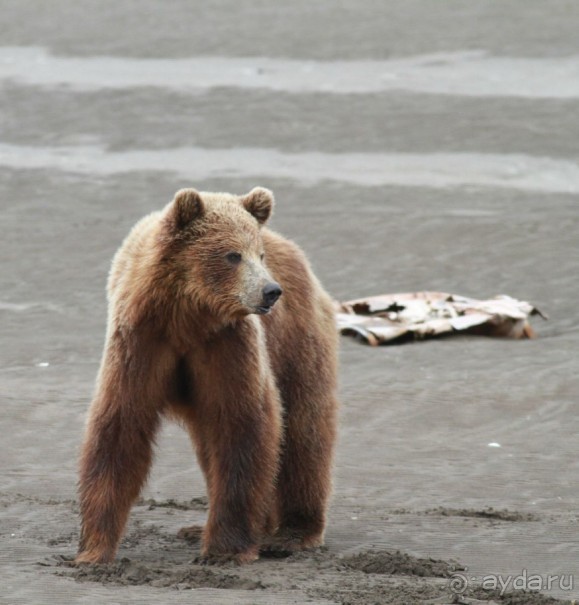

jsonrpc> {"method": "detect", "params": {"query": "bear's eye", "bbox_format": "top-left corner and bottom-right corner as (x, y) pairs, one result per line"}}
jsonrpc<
(226, 252), (242, 265)
(260, 252), (265, 261)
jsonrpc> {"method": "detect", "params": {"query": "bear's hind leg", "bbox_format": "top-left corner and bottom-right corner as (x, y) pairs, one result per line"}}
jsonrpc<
(263, 380), (338, 554)
(167, 408), (211, 549)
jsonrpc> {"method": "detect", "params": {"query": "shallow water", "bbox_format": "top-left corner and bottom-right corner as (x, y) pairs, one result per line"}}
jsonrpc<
(2, 46), (579, 98)
(1, 143), (579, 193)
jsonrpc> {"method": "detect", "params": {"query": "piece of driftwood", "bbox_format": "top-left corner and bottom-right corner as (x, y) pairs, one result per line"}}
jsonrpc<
(335, 292), (546, 346)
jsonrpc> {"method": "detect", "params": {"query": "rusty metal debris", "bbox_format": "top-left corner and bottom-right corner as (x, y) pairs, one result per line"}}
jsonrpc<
(335, 292), (546, 346)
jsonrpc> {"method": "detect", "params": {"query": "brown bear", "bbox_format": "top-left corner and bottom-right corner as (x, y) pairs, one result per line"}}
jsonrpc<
(75, 187), (338, 565)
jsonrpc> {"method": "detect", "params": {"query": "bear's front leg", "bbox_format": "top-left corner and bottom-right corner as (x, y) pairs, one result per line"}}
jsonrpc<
(76, 333), (172, 564)
(76, 406), (160, 564)
(197, 376), (282, 564)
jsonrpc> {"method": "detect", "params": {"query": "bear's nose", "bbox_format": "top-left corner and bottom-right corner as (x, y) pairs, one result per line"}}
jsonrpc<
(262, 282), (283, 306)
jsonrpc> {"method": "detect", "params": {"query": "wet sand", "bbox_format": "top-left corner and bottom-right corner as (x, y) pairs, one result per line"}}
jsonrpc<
(1, 1), (578, 604)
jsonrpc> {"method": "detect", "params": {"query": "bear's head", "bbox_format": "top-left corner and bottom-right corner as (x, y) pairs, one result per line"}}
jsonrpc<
(161, 187), (282, 323)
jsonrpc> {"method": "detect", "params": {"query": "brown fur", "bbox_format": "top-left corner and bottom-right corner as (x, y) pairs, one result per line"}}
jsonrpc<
(76, 187), (338, 565)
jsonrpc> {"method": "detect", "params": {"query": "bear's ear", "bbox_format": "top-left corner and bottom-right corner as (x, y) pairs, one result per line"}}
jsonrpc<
(241, 187), (274, 225)
(171, 188), (205, 230)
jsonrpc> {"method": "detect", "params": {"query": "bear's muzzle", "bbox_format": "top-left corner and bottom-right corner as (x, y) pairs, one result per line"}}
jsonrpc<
(256, 282), (283, 314)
